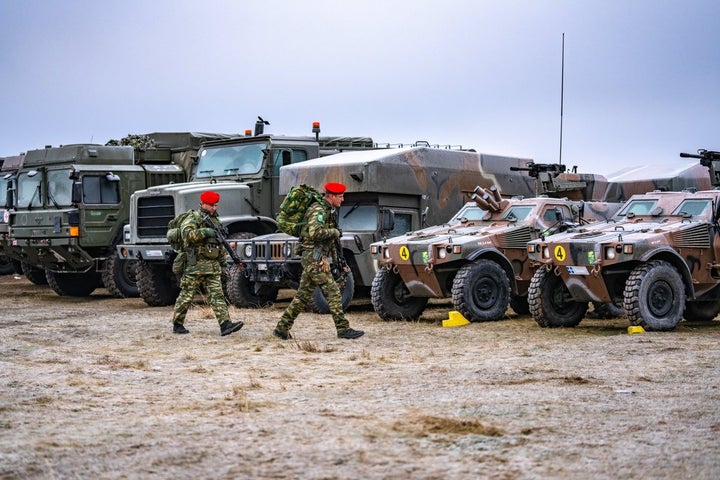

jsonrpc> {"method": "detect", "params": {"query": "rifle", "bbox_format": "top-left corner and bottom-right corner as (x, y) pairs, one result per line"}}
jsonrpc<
(201, 214), (242, 265)
(680, 149), (720, 187)
(331, 212), (349, 283)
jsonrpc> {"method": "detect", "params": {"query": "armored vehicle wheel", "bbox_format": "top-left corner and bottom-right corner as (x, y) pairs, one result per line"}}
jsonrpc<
(21, 262), (48, 285)
(0, 255), (15, 275)
(452, 260), (510, 321)
(12, 260), (22, 274)
(309, 271), (355, 314)
(227, 263), (278, 308)
(46, 270), (102, 296)
(510, 294), (530, 315)
(136, 260), (180, 307)
(371, 267), (428, 321)
(102, 250), (139, 298)
(528, 267), (587, 328)
(624, 260), (685, 331)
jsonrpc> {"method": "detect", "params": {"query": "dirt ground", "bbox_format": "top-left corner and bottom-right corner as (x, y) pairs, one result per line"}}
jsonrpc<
(1, 273), (719, 480)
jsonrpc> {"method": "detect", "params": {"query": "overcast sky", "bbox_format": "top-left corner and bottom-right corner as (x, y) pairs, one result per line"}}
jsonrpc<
(1, 0), (717, 175)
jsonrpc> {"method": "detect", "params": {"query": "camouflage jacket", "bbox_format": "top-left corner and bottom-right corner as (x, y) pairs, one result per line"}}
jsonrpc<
(180, 208), (226, 270)
(299, 198), (340, 264)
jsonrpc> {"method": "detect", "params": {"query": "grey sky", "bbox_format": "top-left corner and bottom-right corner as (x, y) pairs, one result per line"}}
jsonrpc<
(1, 0), (717, 174)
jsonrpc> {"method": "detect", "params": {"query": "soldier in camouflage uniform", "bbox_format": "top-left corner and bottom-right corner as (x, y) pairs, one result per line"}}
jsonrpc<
(274, 182), (365, 340)
(172, 191), (244, 336)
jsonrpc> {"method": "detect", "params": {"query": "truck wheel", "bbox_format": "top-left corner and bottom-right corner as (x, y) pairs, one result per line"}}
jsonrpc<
(452, 260), (510, 321)
(136, 260), (180, 307)
(309, 271), (355, 313)
(683, 284), (720, 322)
(624, 260), (685, 331)
(12, 260), (22, 274)
(46, 270), (101, 296)
(102, 250), (139, 298)
(21, 262), (48, 285)
(227, 263), (278, 308)
(528, 267), (587, 327)
(0, 255), (15, 275)
(371, 267), (428, 321)
(510, 295), (530, 315)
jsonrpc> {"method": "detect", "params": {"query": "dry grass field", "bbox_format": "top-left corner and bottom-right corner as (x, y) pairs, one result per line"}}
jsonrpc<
(1, 273), (719, 479)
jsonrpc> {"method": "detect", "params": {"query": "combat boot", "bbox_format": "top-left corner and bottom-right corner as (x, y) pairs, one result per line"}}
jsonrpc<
(173, 323), (189, 334)
(337, 328), (364, 339)
(273, 328), (292, 340)
(220, 320), (244, 336)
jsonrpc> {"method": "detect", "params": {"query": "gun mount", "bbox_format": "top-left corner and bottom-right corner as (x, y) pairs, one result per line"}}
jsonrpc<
(680, 149), (720, 186)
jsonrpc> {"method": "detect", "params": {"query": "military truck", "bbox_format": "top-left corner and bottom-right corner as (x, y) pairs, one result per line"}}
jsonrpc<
(117, 122), (377, 306)
(228, 147), (539, 310)
(0, 154), (24, 275)
(369, 185), (621, 322)
(526, 150), (720, 331)
(5, 134), (220, 297)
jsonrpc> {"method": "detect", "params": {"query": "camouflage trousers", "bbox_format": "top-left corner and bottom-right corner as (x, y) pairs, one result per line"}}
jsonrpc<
(277, 256), (348, 333)
(172, 262), (229, 326)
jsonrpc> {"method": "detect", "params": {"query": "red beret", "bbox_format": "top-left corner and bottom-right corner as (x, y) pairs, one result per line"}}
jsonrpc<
(324, 182), (346, 194)
(200, 190), (220, 204)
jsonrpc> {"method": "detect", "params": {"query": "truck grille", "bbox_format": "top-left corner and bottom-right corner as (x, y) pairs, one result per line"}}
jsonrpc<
(671, 224), (711, 249)
(254, 240), (298, 260)
(137, 196), (175, 237)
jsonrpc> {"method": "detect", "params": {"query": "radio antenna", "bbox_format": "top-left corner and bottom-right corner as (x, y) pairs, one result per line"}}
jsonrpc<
(559, 33), (565, 165)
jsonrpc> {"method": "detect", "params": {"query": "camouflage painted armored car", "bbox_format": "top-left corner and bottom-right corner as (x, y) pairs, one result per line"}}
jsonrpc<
(369, 187), (621, 322)
(526, 150), (720, 331)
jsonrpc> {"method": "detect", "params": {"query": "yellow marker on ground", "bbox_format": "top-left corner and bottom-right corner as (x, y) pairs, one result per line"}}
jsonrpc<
(442, 311), (470, 327)
(627, 325), (645, 334)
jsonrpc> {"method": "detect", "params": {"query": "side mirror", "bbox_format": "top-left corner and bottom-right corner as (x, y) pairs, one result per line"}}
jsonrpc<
(105, 172), (120, 182)
(381, 209), (395, 232)
(554, 207), (564, 222)
(72, 181), (83, 204)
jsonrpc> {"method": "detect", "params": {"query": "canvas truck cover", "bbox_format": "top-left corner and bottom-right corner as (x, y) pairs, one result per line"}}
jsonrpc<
(601, 161), (712, 203)
(279, 146), (536, 199)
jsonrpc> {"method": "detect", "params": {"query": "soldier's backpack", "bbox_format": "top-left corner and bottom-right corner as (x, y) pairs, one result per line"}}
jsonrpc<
(276, 184), (325, 236)
(166, 210), (196, 252)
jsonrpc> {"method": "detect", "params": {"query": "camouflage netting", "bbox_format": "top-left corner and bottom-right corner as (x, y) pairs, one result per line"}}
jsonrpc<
(105, 134), (158, 149)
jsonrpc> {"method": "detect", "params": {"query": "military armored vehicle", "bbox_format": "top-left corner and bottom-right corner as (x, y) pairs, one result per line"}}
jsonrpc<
(0, 154), (24, 275)
(118, 122), (377, 306)
(369, 186), (621, 322)
(526, 150), (720, 331)
(5, 134), (219, 297)
(228, 147), (539, 310)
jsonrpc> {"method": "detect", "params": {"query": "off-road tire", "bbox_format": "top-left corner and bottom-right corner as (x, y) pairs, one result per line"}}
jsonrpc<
(226, 263), (279, 308)
(528, 267), (587, 328)
(510, 294), (530, 315)
(309, 271), (355, 313)
(46, 270), (102, 297)
(102, 250), (139, 298)
(21, 262), (48, 285)
(0, 255), (15, 275)
(452, 259), (510, 321)
(136, 260), (180, 307)
(371, 267), (428, 321)
(624, 260), (685, 331)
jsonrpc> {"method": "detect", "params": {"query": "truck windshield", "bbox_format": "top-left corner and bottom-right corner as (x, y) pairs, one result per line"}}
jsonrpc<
(46, 169), (73, 207)
(451, 205), (488, 222)
(672, 199), (711, 217)
(17, 171), (43, 208)
(196, 143), (266, 178)
(338, 204), (378, 232)
(617, 199), (658, 217)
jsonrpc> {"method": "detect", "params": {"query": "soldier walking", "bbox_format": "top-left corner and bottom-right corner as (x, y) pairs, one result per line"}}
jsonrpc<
(274, 182), (364, 340)
(172, 190), (244, 336)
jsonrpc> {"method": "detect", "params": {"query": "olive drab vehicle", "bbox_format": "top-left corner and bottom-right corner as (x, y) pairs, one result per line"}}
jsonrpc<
(369, 186), (622, 322)
(0, 154), (24, 275)
(228, 147), (540, 311)
(4, 134), (220, 297)
(526, 149), (720, 332)
(117, 120), (377, 307)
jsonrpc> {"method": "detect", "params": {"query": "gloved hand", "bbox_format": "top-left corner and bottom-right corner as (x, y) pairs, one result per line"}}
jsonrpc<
(199, 228), (216, 239)
(330, 228), (341, 239)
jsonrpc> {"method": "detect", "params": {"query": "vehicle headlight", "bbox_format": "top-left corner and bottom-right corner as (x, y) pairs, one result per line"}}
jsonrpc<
(438, 248), (447, 259)
(604, 246), (616, 260)
(283, 243), (293, 257)
(383, 248), (391, 259)
(243, 245), (253, 258)
(542, 246), (550, 259)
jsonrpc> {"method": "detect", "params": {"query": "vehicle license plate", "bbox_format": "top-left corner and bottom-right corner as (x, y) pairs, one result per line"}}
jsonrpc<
(566, 266), (589, 275)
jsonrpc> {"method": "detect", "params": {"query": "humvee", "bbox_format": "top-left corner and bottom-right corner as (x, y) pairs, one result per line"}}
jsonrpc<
(526, 149), (720, 331)
(370, 188), (620, 321)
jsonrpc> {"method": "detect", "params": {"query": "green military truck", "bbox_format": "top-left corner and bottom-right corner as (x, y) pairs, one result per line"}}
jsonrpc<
(0, 154), (24, 275)
(526, 150), (720, 331)
(117, 123), (376, 306)
(228, 147), (538, 310)
(5, 134), (220, 297)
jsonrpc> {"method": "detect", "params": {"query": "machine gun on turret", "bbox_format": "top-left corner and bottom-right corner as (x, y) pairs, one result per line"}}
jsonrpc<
(510, 162), (587, 197)
(680, 149), (720, 187)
